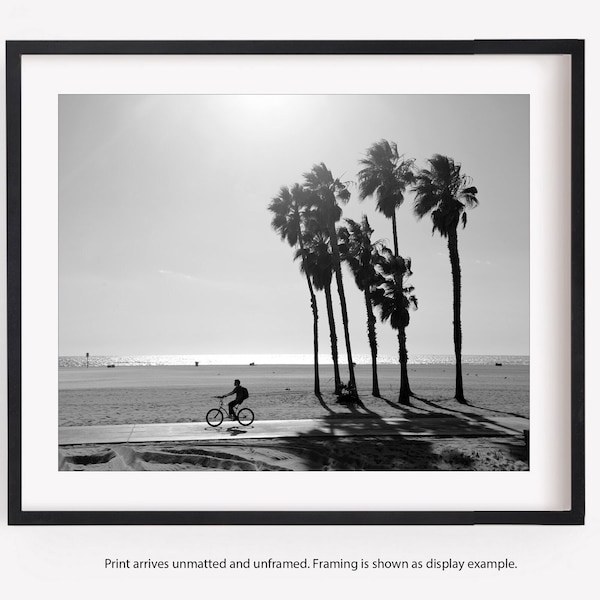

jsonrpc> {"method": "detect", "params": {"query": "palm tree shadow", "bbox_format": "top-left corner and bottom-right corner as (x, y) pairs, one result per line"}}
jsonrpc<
(417, 396), (526, 421)
(359, 403), (380, 417)
(466, 402), (527, 420)
(379, 395), (429, 414)
(315, 392), (375, 417)
(414, 396), (528, 439)
(315, 389), (380, 417)
(274, 411), (466, 470)
(419, 397), (499, 425)
(338, 398), (379, 417)
(418, 397), (458, 412)
(315, 393), (335, 414)
(379, 395), (408, 411)
(271, 407), (529, 471)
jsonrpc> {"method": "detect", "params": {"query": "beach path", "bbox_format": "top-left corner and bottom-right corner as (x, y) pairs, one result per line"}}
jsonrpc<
(59, 414), (529, 446)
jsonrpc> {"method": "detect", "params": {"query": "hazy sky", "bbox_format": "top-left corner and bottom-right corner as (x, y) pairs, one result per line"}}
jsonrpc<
(58, 94), (529, 358)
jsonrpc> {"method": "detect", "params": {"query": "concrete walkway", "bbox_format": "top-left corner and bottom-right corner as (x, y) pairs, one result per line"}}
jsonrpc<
(59, 414), (529, 446)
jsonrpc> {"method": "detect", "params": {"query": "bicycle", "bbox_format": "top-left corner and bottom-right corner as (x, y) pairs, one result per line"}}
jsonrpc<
(206, 397), (255, 427)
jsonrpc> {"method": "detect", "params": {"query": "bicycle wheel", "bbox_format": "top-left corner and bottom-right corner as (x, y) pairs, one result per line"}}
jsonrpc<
(206, 408), (224, 427)
(237, 407), (254, 426)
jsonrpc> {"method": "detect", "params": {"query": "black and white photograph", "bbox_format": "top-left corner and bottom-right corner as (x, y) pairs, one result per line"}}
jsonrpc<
(57, 93), (530, 473)
(0, 2), (593, 597)
(7, 41), (582, 524)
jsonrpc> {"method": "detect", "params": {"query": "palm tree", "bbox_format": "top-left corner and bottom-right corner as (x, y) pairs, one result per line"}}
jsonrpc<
(295, 223), (343, 394)
(338, 216), (382, 397)
(357, 140), (415, 257)
(268, 184), (321, 395)
(373, 248), (418, 405)
(303, 163), (357, 395)
(412, 154), (479, 403)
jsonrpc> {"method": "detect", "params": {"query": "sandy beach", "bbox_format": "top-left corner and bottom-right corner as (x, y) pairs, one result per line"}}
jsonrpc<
(59, 363), (529, 471)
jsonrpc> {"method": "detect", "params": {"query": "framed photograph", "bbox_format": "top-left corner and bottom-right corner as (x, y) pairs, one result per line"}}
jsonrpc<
(6, 40), (584, 525)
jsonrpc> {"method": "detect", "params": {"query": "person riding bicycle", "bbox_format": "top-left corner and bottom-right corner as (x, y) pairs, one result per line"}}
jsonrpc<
(218, 379), (249, 420)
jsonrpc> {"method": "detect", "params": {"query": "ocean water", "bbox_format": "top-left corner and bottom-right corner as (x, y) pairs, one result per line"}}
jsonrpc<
(59, 353), (529, 368)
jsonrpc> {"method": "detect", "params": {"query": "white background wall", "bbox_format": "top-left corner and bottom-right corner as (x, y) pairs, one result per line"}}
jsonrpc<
(0, 1), (595, 598)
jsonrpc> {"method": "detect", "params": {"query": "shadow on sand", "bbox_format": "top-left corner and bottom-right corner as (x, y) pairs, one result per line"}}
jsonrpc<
(275, 395), (529, 471)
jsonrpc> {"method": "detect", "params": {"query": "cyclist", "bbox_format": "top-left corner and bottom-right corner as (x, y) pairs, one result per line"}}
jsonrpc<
(218, 379), (249, 420)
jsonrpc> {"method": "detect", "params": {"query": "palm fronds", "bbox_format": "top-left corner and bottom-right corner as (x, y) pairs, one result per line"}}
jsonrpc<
(304, 163), (351, 205)
(412, 154), (479, 236)
(374, 248), (418, 331)
(357, 140), (415, 220)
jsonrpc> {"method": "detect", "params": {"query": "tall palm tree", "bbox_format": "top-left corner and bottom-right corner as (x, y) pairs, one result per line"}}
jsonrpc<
(295, 223), (343, 394)
(268, 184), (321, 395)
(373, 248), (418, 405)
(357, 140), (415, 257)
(303, 163), (357, 395)
(338, 216), (383, 397)
(412, 154), (479, 403)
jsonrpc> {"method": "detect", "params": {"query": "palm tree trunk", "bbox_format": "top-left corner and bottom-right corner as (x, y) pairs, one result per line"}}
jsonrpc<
(396, 269), (414, 398)
(448, 228), (465, 403)
(364, 287), (380, 396)
(328, 216), (357, 394)
(391, 213), (399, 257)
(324, 281), (342, 393)
(398, 328), (410, 405)
(299, 240), (320, 396)
(392, 214), (413, 399)
(308, 282), (320, 396)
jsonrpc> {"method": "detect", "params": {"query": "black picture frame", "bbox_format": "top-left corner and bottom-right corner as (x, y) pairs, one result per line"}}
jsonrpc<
(6, 39), (585, 525)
